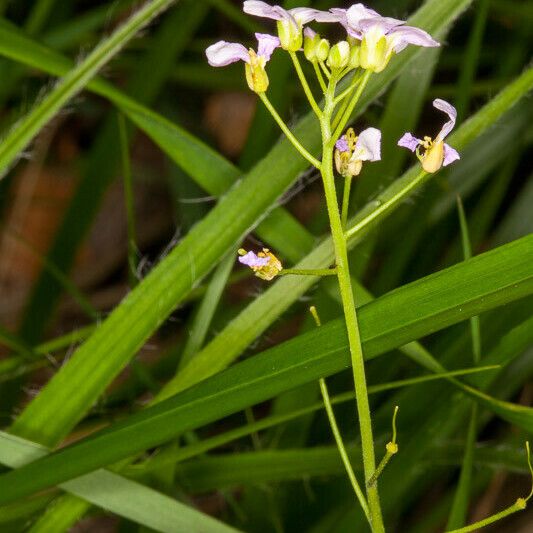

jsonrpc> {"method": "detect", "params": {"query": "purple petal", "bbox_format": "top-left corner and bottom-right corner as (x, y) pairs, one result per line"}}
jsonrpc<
(358, 16), (405, 35)
(397, 132), (421, 152)
(355, 127), (381, 161)
(327, 8), (361, 38)
(388, 25), (440, 53)
(206, 41), (249, 66)
(433, 98), (457, 141)
(238, 251), (270, 268)
(335, 137), (349, 153)
(304, 27), (316, 38)
(345, 4), (381, 27)
(255, 32), (280, 60)
(243, 1), (285, 21)
(290, 7), (337, 24)
(443, 143), (460, 166)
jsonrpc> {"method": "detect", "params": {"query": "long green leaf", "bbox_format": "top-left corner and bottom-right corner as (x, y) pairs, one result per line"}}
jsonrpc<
(0, 432), (238, 533)
(0, 0), (178, 177)
(0, 235), (531, 504)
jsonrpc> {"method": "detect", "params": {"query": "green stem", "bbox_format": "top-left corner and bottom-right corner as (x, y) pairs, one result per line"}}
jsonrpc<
(333, 70), (372, 141)
(313, 62), (327, 93)
(341, 175), (353, 229)
(447, 500), (526, 533)
(319, 378), (371, 524)
(279, 268), (336, 277)
(320, 73), (384, 532)
(332, 71), (363, 130)
(289, 51), (322, 119)
(319, 60), (331, 79)
(259, 92), (321, 170)
(344, 169), (428, 240)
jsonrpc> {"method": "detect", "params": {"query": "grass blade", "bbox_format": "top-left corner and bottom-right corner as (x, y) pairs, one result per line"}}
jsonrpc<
(0, 235), (531, 503)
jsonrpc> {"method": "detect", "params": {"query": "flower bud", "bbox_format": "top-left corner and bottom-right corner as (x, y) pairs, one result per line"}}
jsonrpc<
(349, 43), (361, 69)
(316, 38), (330, 62)
(327, 41), (350, 69)
(360, 27), (390, 72)
(245, 50), (269, 93)
(303, 28), (319, 61)
(277, 18), (302, 52)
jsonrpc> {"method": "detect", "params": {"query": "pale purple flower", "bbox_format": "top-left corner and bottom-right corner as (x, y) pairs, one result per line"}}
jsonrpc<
(206, 33), (279, 67)
(325, 3), (438, 72)
(238, 251), (270, 268)
(398, 98), (460, 171)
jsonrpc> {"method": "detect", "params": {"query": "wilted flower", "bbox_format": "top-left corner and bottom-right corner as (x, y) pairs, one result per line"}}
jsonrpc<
(206, 33), (280, 92)
(327, 4), (439, 72)
(238, 248), (283, 281)
(243, 1), (336, 51)
(335, 127), (381, 177)
(398, 98), (460, 173)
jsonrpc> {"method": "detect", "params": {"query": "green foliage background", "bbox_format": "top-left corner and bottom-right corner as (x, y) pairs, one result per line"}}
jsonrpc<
(0, 0), (531, 531)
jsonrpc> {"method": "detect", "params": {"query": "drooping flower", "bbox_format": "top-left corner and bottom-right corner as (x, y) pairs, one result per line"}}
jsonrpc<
(243, 1), (337, 51)
(206, 33), (280, 92)
(326, 4), (439, 72)
(335, 127), (381, 177)
(238, 248), (283, 281)
(398, 98), (460, 173)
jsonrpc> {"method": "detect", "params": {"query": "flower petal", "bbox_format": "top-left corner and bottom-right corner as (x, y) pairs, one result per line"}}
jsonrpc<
(433, 98), (457, 141)
(290, 7), (338, 24)
(397, 132), (421, 152)
(206, 41), (249, 66)
(238, 251), (269, 268)
(243, 0), (285, 20)
(255, 32), (280, 60)
(387, 25), (440, 53)
(443, 143), (460, 166)
(346, 3), (381, 27)
(355, 127), (381, 161)
(304, 27), (316, 38)
(335, 137), (350, 153)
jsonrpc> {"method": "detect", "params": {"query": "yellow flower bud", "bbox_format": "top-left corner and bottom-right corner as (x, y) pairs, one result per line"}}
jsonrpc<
(245, 50), (269, 93)
(277, 19), (302, 52)
(327, 41), (350, 69)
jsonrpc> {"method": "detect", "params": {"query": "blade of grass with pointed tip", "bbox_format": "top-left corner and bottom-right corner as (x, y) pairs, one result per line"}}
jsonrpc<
(0, 234), (531, 503)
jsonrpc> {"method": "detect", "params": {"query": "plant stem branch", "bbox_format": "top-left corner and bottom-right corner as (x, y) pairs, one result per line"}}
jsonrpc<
(289, 51), (322, 119)
(341, 175), (352, 229)
(332, 70), (372, 141)
(259, 92), (321, 170)
(313, 62), (327, 93)
(319, 378), (371, 524)
(320, 72), (384, 532)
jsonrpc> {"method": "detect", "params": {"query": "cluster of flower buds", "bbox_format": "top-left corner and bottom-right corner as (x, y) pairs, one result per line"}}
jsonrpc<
(303, 28), (330, 63)
(238, 248), (283, 280)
